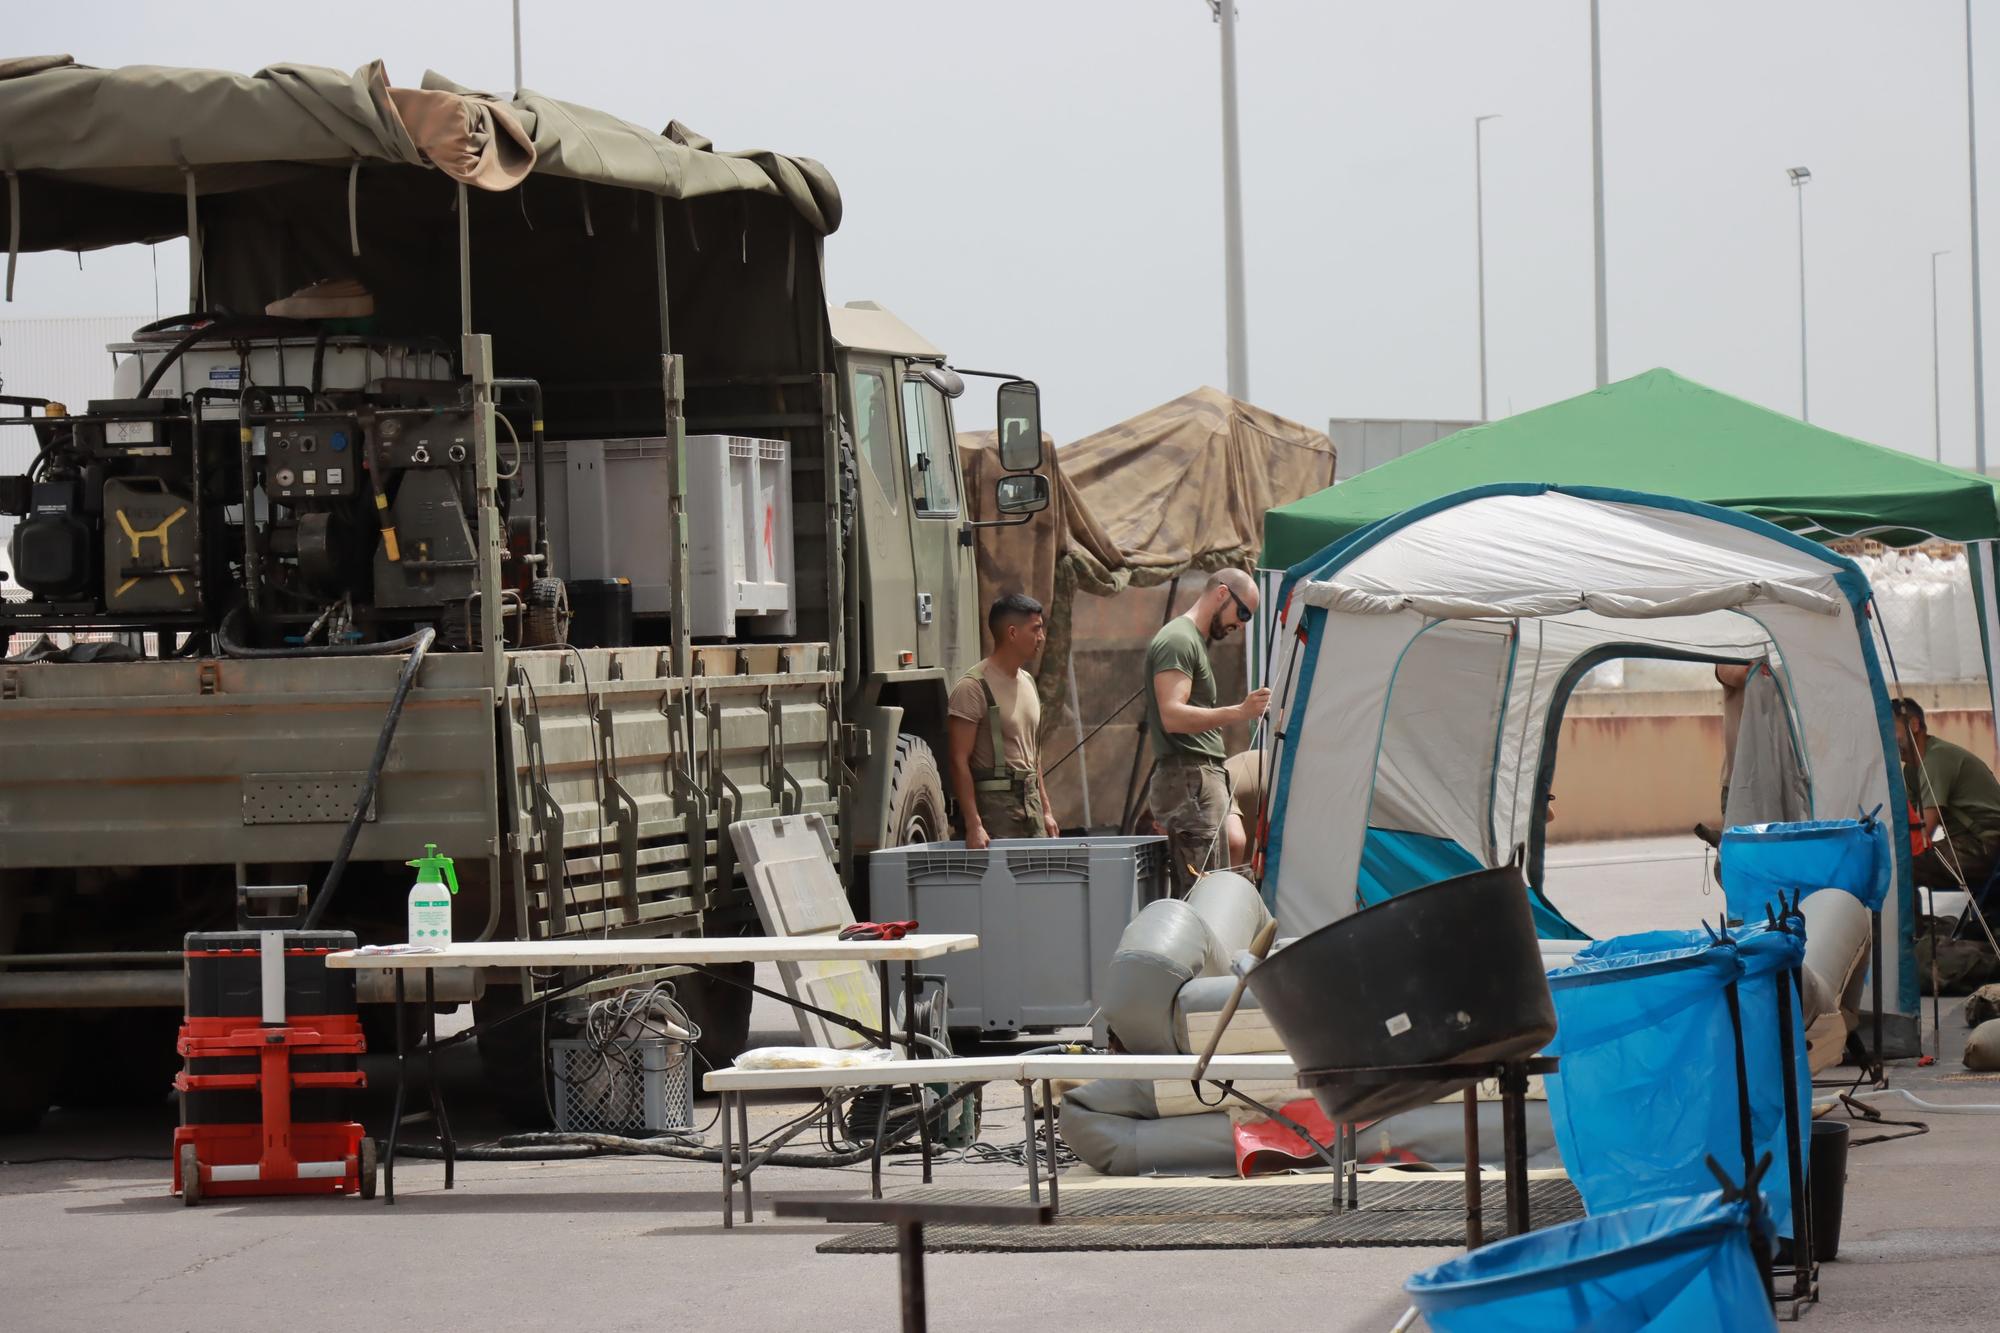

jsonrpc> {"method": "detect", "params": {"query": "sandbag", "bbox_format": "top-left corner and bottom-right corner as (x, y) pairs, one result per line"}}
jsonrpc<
(1966, 984), (2000, 1028)
(1798, 887), (1872, 1072)
(1183, 870), (1272, 959)
(1060, 1078), (1235, 1176)
(1967, 1018), (2000, 1071)
(1171, 973), (1272, 1056)
(1100, 898), (1216, 1053)
(1916, 916), (2000, 995)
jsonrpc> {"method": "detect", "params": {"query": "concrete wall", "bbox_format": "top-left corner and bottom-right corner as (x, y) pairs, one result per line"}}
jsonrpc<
(1548, 682), (1996, 843)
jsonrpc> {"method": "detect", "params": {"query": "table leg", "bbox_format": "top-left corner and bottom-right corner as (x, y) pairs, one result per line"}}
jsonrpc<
(385, 969), (407, 1205)
(1345, 1120), (1359, 1210)
(424, 969), (455, 1191)
(871, 1085), (890, 1200)
(878, 961), (894, 1048)
(905, 960), (932, 1184)
(1041, 1079), (1060, 1215)
(1501, 1063), (1529, 1237)
(897, 1220), (928, 1333)
(1330, 1116), (1345, 1216)
(737, 1091), (753, 1223)
(1021, 1081), (1040, 1204)
(1462, 1082), (1484, 1250)
(728, 1088), (744, 1232)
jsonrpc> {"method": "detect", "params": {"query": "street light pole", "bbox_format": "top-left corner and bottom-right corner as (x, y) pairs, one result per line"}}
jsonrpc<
(1475, 115), (1501, 421)
(1789, 167), (1812, 422)
(1589, 0), (1609, 387)
(1935, 249), (1953, 461)
(1967, 0), (1988, 473)
(512, 0), (524, 95)
(1211, 0), (1250, 401)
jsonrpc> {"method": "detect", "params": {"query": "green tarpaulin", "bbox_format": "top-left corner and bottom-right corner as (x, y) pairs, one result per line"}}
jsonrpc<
(1263, 368), (2000, 570)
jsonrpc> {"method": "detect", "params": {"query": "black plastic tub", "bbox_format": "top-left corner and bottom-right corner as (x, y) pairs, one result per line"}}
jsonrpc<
(1243, 865), (1557, 1123)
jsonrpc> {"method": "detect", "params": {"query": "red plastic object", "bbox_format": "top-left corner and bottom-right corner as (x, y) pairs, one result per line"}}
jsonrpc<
(171, 1014), (372, 1203)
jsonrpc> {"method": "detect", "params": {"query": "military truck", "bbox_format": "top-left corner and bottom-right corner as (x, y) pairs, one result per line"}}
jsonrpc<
(0, 59), (1049, 1129)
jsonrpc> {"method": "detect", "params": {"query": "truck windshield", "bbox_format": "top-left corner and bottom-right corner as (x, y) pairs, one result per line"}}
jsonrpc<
(900, 377), (959, 516)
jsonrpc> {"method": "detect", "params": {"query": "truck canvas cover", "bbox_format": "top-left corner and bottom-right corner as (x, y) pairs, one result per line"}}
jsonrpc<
(0, 56), (840, 261)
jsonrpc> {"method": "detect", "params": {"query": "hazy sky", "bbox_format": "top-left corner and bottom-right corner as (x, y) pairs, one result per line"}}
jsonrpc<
(5, 2), (1997, 462)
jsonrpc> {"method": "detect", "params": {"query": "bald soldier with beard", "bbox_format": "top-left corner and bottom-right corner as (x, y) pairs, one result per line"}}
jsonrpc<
(1145, 569), (1271, 893)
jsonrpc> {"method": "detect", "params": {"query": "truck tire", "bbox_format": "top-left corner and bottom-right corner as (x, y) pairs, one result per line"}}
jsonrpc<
(0, 1013), (60, 1132)
(53, 1010), (180, 1110)
(885, 734), (948, 848)
(473, 988), (556, 1128)
(676, 964), (755, 1076)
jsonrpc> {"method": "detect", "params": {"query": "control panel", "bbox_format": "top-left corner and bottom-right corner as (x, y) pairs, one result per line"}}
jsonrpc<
(264, 415), (361, 501)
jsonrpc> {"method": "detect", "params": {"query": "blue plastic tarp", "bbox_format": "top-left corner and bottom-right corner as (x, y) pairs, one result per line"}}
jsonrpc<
(1358, 828), (1590, 940)
(1405, 1191), (1776, 1333)
(1552, 927), (1811, 1237)
(1720, 815), (1889, 916)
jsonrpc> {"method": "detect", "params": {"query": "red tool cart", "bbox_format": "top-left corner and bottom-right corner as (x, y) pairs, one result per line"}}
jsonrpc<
(172, 887), (377, 1204)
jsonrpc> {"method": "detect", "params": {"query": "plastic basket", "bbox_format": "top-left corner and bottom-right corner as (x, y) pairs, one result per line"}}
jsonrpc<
(551, 1036), (692, 1135)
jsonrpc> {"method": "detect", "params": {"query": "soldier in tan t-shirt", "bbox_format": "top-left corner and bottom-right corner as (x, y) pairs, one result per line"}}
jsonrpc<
(946, 593), (1060, 847)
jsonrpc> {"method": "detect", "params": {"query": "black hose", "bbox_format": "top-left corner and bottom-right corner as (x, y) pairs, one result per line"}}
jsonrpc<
(302, 625), (435, 929)
(135, 320), (221, 400)
(216, 605), (434, 659)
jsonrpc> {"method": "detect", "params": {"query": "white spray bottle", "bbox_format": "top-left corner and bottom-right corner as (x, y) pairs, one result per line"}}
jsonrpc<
(406, 843), (459, 946)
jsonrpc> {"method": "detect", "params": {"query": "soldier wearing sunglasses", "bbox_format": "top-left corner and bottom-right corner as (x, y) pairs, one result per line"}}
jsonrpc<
(1144, 569), (1271, 893)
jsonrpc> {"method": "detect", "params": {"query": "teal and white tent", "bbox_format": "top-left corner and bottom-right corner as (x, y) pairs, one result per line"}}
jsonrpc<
(1263, 485), (1915, 1015)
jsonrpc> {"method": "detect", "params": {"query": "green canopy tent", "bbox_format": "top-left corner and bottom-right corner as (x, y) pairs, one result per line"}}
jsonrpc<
(1264, 368), (2000, 567)
(1263, 367), (2000, 746)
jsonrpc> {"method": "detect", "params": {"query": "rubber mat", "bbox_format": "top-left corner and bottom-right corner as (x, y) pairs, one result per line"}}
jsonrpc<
(812, 1177), (1583, 1254)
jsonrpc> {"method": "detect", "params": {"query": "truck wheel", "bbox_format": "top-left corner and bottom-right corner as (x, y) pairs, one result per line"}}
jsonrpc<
(675, 965), (755, 1075)
(53, 1010), (180, 1110)
(522, 578), (570, 647)
(0, 1013), (58, 1132)
(885, 734), (948, 848)
(473, 988), (556, 1128)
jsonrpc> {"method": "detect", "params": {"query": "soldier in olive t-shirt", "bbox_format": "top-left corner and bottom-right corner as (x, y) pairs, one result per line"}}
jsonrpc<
(1144, 570), (1270, 892)
(1896, 697), (2000, 890)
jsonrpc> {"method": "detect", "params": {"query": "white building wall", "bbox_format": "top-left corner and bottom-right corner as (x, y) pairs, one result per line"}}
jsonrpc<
(0, 315), (151, 558)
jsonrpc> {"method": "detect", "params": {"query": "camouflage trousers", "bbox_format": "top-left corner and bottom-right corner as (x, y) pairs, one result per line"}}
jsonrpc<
(1149, 755), (1229, 895)
(969, 779), (1047, 840)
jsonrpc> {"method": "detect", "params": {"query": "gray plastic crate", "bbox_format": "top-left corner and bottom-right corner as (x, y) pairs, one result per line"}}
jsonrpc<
(550, 1036), (692, 1135)
(869, 835), (1168, 1042)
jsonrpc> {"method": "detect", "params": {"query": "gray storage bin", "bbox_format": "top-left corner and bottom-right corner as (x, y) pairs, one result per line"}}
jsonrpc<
(869, 835), (1168, 1042)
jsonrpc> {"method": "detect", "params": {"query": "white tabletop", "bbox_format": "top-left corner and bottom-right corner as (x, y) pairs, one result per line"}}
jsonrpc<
(1017, 1053), (1298, 1082)
(703, 1055), (1032, 1092)
(323, 934), (979, 970)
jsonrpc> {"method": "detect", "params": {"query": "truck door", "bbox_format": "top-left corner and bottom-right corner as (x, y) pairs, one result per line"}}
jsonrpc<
(845, 357), (919, 677)
(899, 371), (969, 671)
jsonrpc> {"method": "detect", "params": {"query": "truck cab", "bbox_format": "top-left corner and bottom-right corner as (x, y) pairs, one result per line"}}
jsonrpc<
(830, 302), (1048, 859)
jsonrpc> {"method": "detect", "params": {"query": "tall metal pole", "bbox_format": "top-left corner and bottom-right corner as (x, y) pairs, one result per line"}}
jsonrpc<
(1968, 0), (1988, 473)
(1475, 115), (1501, 421)
(512, 0), (524, 95)
(1589, 0), (1609, 387)
(1794, 175), (1810, 422)
(1214, 0), (1250, 401)
(1936, 249), (1952, 461)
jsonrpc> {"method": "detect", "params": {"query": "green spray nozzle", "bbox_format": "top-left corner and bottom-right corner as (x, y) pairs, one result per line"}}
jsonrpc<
(408, 843), (459, 895)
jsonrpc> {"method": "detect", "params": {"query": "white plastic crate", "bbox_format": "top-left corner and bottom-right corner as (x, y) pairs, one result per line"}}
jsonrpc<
(550, 1035), (693, 1135)
(686, 434), (795, 639)
(521, 433), (795, 639)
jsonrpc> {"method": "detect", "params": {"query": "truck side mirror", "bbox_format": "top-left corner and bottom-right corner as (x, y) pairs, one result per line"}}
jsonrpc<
(995, 472), (1050, 516)
(997, 380), (1042, 472)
